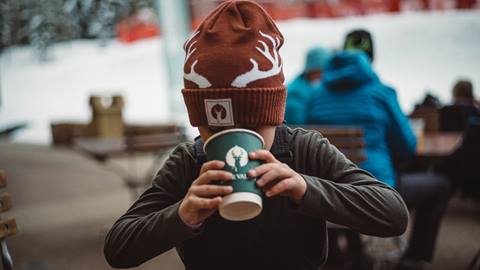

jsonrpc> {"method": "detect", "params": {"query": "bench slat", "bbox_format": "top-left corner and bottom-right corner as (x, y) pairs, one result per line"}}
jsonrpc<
(0, 193), (12, 213)
(0, 171), (6, 188)
(0, 219), (17, 239)
(292, 125), (367, 163)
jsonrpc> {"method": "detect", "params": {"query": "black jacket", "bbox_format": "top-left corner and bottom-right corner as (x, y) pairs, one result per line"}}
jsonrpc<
(104, 126), (408, 270)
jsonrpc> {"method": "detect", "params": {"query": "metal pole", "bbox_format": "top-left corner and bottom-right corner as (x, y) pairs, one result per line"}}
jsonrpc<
(155, 0), (190, 123)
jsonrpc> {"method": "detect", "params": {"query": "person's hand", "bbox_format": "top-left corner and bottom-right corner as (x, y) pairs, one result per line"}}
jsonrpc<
(248, 150), (306, 203)
(179, 160), (233, 226)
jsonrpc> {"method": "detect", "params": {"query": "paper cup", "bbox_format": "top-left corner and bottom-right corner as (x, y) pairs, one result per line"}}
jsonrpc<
(203, 128), (264, 221)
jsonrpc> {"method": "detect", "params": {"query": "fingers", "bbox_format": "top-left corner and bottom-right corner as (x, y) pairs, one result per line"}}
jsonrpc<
(246, 161), (303, 200)
(264, 177), (296, 197)
(181, 160), (233, 225)
(190, 196), (223, 210)
(179, 194), (222, 225)
(195, 169), (233, 185)
(249, 150), (279, 164)
(190, 184), (233, 197)
(254, 163), (291, 187)
(200, 160), (225, 175)
(248, 162), (291, 181)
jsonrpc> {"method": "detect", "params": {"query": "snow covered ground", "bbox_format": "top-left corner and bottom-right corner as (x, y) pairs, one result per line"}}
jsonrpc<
(1, 10), (480, 144)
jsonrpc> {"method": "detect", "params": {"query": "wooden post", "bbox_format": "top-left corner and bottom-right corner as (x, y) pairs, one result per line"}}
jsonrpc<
(0, 193), (12, 213)
(89, 95), (125, 138)
(0, 171), (6, 188)
(0, 169), (15, 270)
(0, 219), (16, 239)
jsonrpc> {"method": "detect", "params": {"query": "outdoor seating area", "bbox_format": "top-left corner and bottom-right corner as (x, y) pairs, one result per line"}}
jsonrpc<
(2, 0), (480, 269)
(1, 142), (479, 269)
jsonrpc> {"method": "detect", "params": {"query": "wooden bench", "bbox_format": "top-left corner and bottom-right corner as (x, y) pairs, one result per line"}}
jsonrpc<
(0, 170), (17, 270)
(290, 126), (408, 267)
(290, 125), (367, 164)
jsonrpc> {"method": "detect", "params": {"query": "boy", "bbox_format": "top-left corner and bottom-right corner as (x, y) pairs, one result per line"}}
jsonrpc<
(104, 1), (408, 269)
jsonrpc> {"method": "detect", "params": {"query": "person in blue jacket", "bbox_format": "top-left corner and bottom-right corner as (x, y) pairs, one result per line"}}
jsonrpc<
(308, 50), (450, 270)
(285, 47), (331, 125)
(309, 50), (415, 186)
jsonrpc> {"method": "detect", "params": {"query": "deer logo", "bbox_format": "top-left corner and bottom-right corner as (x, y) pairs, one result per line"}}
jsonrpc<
(231, 30), (283, 88)
(184, 30), (282, 89)
(211, 104), (227, 122)
(183, 31), (212, 88)
(204, 99), (234, 126)
(226, 146), (248, 172)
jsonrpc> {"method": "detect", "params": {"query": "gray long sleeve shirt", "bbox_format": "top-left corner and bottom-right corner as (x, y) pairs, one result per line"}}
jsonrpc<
(104, 127), (408, 270)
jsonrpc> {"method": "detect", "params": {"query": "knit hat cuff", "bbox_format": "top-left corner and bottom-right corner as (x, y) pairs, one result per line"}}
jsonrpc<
(182, 86), (286, 127)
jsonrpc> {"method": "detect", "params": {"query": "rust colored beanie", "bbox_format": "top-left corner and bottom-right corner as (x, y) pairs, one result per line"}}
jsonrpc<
(181, 0), (286, 127)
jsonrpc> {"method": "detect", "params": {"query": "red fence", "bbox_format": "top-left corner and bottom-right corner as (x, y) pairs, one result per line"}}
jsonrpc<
(117, 0), (478, 43)
(190, 0), (479, 29)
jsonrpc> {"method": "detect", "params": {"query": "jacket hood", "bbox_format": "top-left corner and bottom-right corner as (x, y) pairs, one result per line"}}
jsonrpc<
(303, 47), (332, 74)
(322, 51), (378, 91)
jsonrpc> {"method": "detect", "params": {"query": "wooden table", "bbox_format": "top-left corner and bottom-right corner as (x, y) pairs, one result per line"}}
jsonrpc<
(416, 132), (462, 158)
(75, 133), (182, 161)
(75, 133), (184, 199)
(395, 132), (464, 173)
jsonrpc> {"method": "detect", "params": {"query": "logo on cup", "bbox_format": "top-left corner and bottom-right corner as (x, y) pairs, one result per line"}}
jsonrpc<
(204, 98), (234, 126)
(226, 145), (248, 172)
(203, 129), (264, 221)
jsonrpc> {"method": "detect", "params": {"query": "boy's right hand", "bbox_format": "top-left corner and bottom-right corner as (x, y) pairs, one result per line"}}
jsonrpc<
(179, 160), (233, 227)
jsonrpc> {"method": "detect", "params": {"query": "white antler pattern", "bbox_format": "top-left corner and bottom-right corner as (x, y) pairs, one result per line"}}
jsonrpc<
(231, 30), (282, 88)
(183, 31), (212, 88)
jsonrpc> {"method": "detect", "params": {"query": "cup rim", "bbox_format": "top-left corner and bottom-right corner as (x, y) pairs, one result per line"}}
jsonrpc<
(203, 128), (265, 153)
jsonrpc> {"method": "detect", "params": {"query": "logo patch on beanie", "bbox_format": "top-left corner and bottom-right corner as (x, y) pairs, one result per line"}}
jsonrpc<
(205, 99), (234, 126)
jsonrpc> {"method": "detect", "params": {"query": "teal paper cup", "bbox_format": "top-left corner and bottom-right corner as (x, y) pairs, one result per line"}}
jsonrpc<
(203, 128), (264, 221)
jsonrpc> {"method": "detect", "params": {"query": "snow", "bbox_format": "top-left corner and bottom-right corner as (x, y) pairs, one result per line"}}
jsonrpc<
(279, 10), (480, 114)
(1, 10), (480, 144)
(1, 39), (171, 143)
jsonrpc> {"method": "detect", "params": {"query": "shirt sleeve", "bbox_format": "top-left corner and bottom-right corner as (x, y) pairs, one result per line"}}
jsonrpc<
(104, 144), (200, 268)
(291, 129), (409, 237)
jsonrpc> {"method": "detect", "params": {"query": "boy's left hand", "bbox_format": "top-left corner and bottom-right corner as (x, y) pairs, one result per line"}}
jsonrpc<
(248, 150), (306, 203)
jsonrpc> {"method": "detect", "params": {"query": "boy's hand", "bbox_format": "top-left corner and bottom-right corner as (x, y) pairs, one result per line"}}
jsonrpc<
(248, 150), (306, 203)
(179, 161), (233, 226)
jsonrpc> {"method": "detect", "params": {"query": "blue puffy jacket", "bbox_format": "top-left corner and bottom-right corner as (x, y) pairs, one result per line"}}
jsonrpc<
(308, 51), (416, 187)
(285, 47), (332, 125)
(285, 75), (320, 125)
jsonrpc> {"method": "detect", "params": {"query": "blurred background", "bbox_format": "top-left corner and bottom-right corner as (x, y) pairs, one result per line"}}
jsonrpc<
(1, 0), (479, 269)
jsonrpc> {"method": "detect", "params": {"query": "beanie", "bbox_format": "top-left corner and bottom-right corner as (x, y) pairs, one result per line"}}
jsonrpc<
(181, 0), (286, 127)
(303, 47), (332, 74)
(344, 29), (374, 63)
